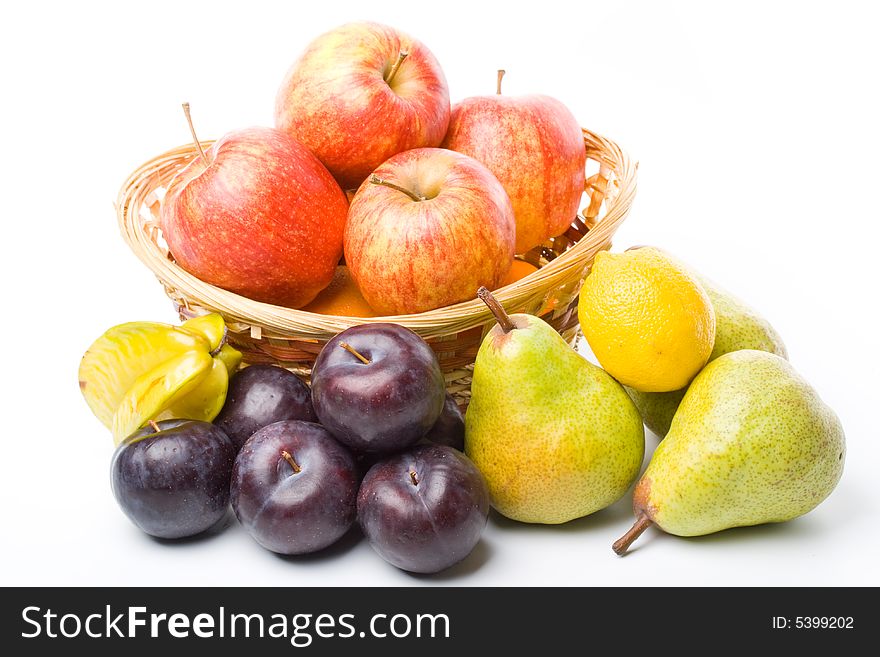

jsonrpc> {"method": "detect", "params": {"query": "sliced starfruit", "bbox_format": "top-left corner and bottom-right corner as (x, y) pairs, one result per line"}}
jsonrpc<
(79, 314), (240, 443)
(111, 350), (213, 444)
(159, 357), (229, 425)
(214, 343), (243, 374)
(180, 313), (227, 352)
(79, 322), (209, 428)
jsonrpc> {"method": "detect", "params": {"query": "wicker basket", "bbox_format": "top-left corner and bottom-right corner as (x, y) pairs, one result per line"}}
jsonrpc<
(117, 128), (637, 404)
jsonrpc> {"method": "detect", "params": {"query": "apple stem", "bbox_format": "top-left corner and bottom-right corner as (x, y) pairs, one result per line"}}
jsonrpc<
(368, 174), (425, 202)
(181, 102), (209, 168)
(477, 286), (516, 334)
(339, 341), (371, 365)
(384, 50), (409, 85)
(496, 69), (506, 95)
(148, 420), (161, 433)
(612, 513), (653, 556)
(281, 450), (302, 474)
(409, 470), (419, 486)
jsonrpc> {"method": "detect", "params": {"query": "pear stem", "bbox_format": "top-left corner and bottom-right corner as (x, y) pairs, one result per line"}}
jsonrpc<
(339, 341), (371, 365)
(369, 174), (425, 202)
(477, 286), (516, 334)
(148, 420), (161, 433)
(496, 69), (506, 95)
(181, 102), (209, 167)
(612, 513), (653, 555)
(384, 50), (409, 85)
(281, 450), (301, 474)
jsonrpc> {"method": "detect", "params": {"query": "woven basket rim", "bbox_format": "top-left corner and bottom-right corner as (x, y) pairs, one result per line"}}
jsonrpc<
(116, 127), (637, 339)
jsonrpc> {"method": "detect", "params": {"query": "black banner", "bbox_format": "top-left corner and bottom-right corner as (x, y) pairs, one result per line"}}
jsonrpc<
(2, 587), (869, 653)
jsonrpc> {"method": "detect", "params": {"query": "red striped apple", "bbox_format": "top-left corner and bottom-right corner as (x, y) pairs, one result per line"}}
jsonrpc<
(441, 72), (586, 254)
(274, 22), (450, 191)
(344, 148), (515, 315)
(161, 123), (348, 308)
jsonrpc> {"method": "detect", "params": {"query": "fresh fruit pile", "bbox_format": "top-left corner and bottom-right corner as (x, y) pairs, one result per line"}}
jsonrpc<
(84, 316), (484, 574)
(159, 21), (586, 315)
(464, 248), (843, 555)
(80, 20), (845, 574)
(575, 248), (844, 554)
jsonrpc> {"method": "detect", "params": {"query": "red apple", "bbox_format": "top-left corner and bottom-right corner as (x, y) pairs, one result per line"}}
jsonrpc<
(160, 125), (348, 308)
(344, 147), (515, 315)
(441, 72), (586, 254)
(274, 21), (450, 191)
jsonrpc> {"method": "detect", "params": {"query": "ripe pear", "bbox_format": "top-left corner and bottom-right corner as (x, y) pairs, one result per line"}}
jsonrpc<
(613, 350), (845, 554)
(625, 276), (788, 437)
(465, 288), (645, 524)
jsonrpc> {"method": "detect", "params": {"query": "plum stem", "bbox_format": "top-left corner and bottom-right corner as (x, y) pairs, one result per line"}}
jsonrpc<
(409, 470), (419, 486)
(477, 287), (516, 334)
(148, 420), (161, 433)
(496, 69), (506, 95)
(384, 50), (409, 85)
(368, 174), (425, 202)
(181, 102), (209, 168)
(339, 341), (371, 365)
(612, 513), (653, 555)
(281, 450), (301, 474)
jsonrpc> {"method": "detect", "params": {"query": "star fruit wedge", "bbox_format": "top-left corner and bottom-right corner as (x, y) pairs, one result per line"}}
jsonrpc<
(78, 313), (241, 444)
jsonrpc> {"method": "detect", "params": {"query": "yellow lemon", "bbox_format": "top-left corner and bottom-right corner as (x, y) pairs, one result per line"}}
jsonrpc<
(578, 247), (715, 392)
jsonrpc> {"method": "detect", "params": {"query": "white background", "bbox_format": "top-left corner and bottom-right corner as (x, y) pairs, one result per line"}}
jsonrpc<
(2, 0), (878, 586)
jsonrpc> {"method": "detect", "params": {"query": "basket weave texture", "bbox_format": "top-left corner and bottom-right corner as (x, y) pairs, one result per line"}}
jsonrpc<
(117, 128), (637, 404)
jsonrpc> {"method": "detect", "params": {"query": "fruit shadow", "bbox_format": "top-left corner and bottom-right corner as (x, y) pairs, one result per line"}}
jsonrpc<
(403, 539), (494, 582)
(678, 517), (830, 548)
(617, 479), (863, 556)
(615, 516), (838, 558)
(271, 524), (366, 565)
(487, 492), (635, 535)
(147, 509), (237, 547)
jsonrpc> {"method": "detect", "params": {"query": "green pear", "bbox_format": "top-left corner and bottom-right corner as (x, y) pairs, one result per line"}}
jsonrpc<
(465, 288), (645, 524)
(613, 350), (845, 554)
(622, 387), (687, 441)
(625, 276), (788, 437)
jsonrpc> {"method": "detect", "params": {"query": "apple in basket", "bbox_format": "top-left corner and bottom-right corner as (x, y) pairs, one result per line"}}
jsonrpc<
(275, 21), (451, 191)
(442, 71), (586, 254)
(160, 106), (348, 308)
(344, 147), (516, 315)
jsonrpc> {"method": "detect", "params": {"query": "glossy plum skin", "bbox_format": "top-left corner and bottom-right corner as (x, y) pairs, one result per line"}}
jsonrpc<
(358, 444), (490, 574)
(311, 324), (445, 454)
(111, 420), (236, 539)
(422, 393), (465, 451)
(214, 365), (316, 452)
(230, 420), (358, 555)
